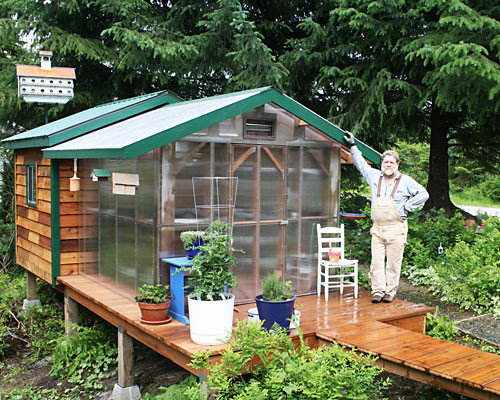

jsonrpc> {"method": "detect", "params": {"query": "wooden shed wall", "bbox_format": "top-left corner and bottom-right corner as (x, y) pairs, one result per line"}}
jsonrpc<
(15, 149), (94, 284)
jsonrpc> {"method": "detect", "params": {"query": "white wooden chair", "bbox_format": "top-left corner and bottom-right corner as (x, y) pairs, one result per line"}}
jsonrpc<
(317, 224), (358, 300)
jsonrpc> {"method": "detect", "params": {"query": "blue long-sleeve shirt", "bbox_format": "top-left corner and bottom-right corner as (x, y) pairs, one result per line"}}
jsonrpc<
(351, 146), (429, 219)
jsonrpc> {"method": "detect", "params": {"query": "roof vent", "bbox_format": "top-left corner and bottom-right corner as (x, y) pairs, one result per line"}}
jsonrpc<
(243, 117), (275, 140)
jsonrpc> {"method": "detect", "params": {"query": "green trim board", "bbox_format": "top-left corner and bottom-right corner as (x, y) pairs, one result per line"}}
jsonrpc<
(42, 87), (380, 164)
(25, 162), (37, 207)
(3, 91), (182, 149)
(92, 169), (111, 178)
(50, 159), (60, 287)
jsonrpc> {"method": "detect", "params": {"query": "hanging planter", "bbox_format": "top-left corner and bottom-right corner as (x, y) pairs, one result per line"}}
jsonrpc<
(180, 231), (205, 259)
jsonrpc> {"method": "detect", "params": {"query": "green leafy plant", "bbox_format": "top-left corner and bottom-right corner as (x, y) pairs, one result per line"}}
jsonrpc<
(50, 325), (117, 392)
(134, 284), (170, 304)
(184, 320), (390, 400)
(426, 308), (458, 341)
(180, 231), (205, 250)
(261, 271), (292, 301)
(184, 220), (243, 301)
(142, 376), (197, 400)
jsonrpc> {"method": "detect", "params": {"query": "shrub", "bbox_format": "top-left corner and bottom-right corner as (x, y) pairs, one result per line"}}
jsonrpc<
(50, 325), (117, 392)
(134, 284), (170, 304)
(426, 308), (458, 341)
(185, 320), (390, 400)
(403, 208), (475, 274)
(261, 271), (292, 301)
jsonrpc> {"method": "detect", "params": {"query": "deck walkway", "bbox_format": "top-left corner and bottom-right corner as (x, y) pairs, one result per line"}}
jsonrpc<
(57, 274), (500, 399)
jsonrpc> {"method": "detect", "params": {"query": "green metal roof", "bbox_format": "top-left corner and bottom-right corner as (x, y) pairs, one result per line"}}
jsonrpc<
(2, 90), (182, 149)
(43, 87), (380, 164)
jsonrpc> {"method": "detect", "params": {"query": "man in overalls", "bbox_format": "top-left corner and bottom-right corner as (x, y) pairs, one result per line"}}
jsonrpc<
(344, 132), (429, 303)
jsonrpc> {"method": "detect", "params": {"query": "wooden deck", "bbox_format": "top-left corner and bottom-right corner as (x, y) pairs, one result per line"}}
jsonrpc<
(57, 275), (500, 399)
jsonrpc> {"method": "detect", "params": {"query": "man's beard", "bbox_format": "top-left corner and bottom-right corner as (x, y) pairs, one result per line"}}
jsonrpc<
(383, 168), (395, 176)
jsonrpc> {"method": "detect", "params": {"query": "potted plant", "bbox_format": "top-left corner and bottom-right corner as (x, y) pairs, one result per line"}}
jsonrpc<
(255, 271), (296, 333)
(180, 230), (205, 259)
(134, 284), (172, 325)
(183, 220), (243, 345)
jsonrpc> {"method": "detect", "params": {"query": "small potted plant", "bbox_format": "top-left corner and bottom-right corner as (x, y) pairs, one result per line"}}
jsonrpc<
(134, 284), (171, 325)
(180, 230), (205, 259)
(182, 220), (243, 345)
(255, 271), (296, 333)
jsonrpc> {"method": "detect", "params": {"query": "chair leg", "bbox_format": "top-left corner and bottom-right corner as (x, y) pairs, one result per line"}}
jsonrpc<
(354, 264), (359, 299)
(317, 264), (321, 297)
(339, 267), (344, 295)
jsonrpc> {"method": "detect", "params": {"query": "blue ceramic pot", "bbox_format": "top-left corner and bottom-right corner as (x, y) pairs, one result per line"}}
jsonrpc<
(254, 294), (296, 334)
(186, 238), (204, 259)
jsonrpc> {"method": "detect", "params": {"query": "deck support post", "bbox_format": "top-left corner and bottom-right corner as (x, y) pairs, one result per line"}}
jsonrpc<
(64, 292), (78, 336)
(23, 271), (41, 310)
(111, 324), (140, 400)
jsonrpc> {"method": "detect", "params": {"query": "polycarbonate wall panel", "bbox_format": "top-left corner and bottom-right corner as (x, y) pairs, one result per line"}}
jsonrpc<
(80, 153), (159, 293)
(99, 159), (116, 214)
(285, 220), (321, 294)
(116, 160), (136, 219)
(232, 224), (256, 300)
(301, 149), (331, 217)
(259, 224), (282, 281)
(99, 214), (116, 282)
(117, 219), (136, 278)
(173, 142), (212, 224)
(159, 142), (230, 260)
(260, 149), (283, 221)
(233, 147), (255, 223)
(286, 147), (300, 218)
(137, 223), (156, 287)
(137, 159), (157, 223)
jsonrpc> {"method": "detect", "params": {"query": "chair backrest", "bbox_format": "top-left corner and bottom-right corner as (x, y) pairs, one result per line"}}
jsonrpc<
(317, 223), (345, 261)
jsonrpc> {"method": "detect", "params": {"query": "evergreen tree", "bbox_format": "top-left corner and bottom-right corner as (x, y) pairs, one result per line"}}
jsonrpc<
(287, 0), (500, 213)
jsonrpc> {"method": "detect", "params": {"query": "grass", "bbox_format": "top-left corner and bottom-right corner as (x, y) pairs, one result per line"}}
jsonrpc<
(451, 193), (500, 209)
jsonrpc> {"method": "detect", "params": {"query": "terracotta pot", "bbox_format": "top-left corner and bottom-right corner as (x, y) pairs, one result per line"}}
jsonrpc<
(138, 300), (171, 324)
(465, 219), (476, 227)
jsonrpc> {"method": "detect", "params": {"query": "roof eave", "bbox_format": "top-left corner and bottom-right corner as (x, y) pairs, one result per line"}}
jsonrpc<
(3, 90), (182, 150)
(43, 87), (380, 164)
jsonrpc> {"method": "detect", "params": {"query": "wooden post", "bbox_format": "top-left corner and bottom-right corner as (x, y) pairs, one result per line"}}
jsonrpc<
(117, 324), (134, 388)
(64, 292), (78, 336)
(26, 271), (37, 300)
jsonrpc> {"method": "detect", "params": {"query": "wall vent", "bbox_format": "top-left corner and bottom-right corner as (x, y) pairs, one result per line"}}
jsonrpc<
(243, 117), (276, 140)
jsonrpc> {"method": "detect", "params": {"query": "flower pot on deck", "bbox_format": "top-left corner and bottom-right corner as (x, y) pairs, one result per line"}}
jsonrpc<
(188, 295), (235, 345)
(255, 295), (296, 334)
(138, 300), (171, 324)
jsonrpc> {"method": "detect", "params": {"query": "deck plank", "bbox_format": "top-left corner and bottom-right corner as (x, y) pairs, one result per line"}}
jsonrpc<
(56, 275), (500, 400)
(432, 352), (500, 379)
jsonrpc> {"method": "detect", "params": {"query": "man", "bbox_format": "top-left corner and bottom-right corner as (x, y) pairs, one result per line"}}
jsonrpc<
(344, 132), (429, 303)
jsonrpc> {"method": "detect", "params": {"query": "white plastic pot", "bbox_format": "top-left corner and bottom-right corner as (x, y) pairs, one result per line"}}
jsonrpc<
(188, 295), (235, 345)
(247, 307), (301, 329)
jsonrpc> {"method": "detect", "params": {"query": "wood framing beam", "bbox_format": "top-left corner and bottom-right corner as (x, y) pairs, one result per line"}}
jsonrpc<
(117, 324), (135, 388)
(262, 147), (284, 174)
(64, 292), (79, 336)
(26, 270), (38, 301)
(173, 142), (206, 176)
(232, 147), (255, 173)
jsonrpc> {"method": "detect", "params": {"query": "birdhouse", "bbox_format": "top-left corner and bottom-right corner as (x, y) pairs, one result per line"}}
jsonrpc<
(16, 50), (76, 105)
(90, 169), (111, 182)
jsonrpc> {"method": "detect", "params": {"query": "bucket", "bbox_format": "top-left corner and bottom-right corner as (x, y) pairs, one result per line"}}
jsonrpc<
(247, 307), (301, 329)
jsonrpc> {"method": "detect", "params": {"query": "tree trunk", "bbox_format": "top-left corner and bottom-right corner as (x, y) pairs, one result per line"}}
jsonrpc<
(423, 105), (457, 216)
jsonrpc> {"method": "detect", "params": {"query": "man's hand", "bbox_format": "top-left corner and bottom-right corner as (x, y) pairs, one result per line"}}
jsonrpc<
(344, 131), (356, 147)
